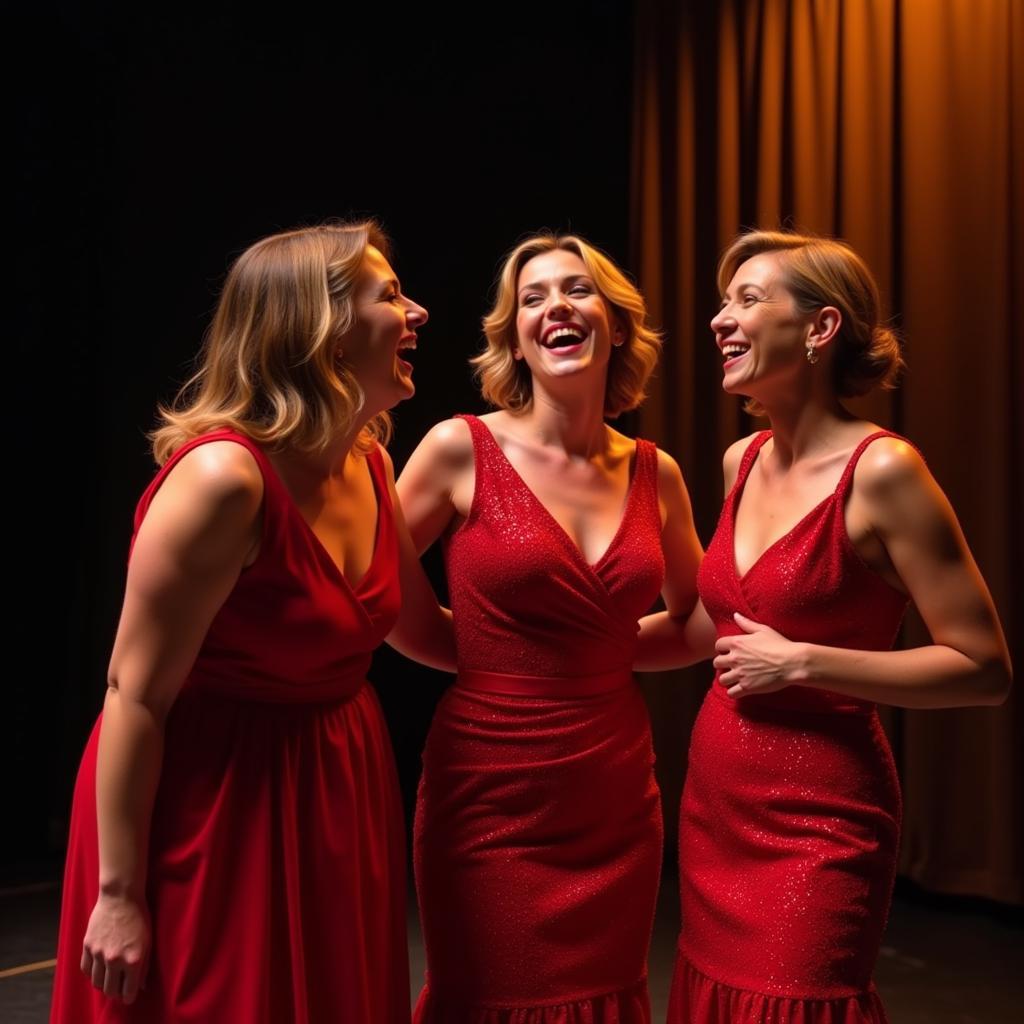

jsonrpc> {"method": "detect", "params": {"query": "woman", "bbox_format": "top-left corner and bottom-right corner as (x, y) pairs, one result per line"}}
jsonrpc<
(397, 233), (704, 1022)
(51, 221), (453, 1024)
(665, 230), (1011, 1023)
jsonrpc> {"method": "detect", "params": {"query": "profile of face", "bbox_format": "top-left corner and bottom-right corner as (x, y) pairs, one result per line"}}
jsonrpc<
(340, 245), (428, 411)
(710, 252), (834, 401)
(513, 248), (623, 385)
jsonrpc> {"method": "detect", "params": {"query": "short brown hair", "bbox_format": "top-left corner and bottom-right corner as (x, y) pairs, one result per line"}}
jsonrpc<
(717, 229), (903, 399)
(473, 234), (662, 418)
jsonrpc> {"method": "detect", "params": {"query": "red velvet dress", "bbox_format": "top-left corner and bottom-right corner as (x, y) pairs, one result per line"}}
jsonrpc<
(51, 430), (410, 1024)
(413, 414), (665, 1023)
(669, 431), (910, 1024)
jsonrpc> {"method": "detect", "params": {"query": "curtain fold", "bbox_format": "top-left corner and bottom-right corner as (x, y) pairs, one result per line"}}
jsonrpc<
(632, 0), (1021, 904)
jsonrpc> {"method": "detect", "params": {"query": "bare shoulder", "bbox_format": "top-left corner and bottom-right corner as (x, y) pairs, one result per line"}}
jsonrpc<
(654, 447), (687, 490)
(853, 436), (931, 501)
(137, 440), (263, 563)
(722, 431), (761, 489)
(415, 417), (474, 467)
(400, 418), (475, 491)
(163, 440), (264, 511)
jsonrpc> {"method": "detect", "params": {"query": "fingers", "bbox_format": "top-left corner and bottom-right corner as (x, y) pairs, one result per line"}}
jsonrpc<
(102, 962), (123, 999)
(733, 611), (764, 631)
(121, 957), (144, 1004)
(81, 948), (143, 1004)
(122, 962), (144, 1003)
(89, 951), (106, 990)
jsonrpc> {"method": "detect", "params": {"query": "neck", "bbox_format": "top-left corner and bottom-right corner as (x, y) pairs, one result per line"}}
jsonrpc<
(760, 392), (853, 466)
(519, 378), (610, 458)
(276, 412), (376, 481)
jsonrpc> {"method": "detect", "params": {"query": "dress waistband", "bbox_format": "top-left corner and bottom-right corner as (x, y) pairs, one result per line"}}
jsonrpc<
(457, 666), (634, 699)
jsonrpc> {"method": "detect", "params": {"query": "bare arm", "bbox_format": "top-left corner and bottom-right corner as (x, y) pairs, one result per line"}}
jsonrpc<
(635, 449), (711, 670)
(379, 447), (455, 672)
(83, 442), (263, 1003)
(716, 439), (1012, 707)
(395, 418), (474, 554)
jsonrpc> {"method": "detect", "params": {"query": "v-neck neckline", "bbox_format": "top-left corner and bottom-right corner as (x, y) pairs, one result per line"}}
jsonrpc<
(267, 449), (385, 597)
(729, 429), (889, 583)
(473, 417), (641, 574)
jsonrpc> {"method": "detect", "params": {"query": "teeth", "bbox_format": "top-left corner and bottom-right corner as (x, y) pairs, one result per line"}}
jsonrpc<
(544, 327), (586, 346)
(721, 344), (749, 358)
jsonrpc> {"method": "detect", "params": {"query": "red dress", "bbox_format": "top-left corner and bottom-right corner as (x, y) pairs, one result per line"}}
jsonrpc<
(51, 430), (410, 1024)
(669, 431), (910, 1024)
(413, 414), (665, 1023)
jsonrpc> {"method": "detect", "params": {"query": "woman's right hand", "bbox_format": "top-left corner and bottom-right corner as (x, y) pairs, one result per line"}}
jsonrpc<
(80, 892), (150, 1003)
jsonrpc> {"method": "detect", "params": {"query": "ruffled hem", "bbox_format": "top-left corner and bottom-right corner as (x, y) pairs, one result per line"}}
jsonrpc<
(413, 976), (650, 1024)
(667, 953), (888, 1024)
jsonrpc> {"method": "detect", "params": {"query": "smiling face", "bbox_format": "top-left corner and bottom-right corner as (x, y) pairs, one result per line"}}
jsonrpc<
(513, 248), (621, 386)
(340, 245), (428, 412)
(710, 252), (815, 402)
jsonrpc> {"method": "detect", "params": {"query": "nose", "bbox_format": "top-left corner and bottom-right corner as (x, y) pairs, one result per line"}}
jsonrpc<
(710, 304), (731, 334)
(405, 296), (428, 327)
(546, 292), (572, 319)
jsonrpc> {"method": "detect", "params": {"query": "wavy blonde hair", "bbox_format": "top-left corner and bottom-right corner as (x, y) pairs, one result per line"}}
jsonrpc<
(473, 234), (662, 418)
(717, 230), (904, 413)
(151, 221), (392, 464)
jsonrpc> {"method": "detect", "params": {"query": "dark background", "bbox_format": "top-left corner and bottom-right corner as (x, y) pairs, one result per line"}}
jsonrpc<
(11, 3), (639, 875)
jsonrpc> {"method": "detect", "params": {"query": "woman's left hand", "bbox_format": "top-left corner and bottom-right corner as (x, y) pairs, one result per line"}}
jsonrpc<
(714, 613), (808, 698)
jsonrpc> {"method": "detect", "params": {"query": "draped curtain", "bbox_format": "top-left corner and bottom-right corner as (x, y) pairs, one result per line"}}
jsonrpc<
(631, 0), (1022, 903)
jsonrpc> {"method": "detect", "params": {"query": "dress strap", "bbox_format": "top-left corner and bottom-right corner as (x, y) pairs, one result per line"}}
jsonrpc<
(730, 430), (773, 497)
(134, 429), (268, 533)
(833, 430), (912, 500)
(365, 443), (394, 514)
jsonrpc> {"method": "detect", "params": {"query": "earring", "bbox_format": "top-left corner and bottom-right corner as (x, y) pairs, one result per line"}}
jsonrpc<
(805, 344), (819, 365)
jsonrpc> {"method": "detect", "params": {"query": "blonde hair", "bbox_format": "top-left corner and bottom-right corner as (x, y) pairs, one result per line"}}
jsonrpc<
(717, 230), (904, 405)
(473, 234), (662, 418)
(151, 220), (392, 464)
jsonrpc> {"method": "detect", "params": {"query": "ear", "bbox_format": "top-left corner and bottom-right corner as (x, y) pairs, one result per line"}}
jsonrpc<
(513, 347), (524, 361)
(808, 305), (841, 351)
(612, 319), (626, 348)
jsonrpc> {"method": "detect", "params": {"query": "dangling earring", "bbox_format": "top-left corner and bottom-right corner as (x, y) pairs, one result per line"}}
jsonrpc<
(805, 343), (819, 365)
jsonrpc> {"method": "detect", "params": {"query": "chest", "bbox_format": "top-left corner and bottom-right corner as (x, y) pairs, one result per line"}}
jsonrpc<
(278, 461), (381, 590)
(497, 451), (634, 566)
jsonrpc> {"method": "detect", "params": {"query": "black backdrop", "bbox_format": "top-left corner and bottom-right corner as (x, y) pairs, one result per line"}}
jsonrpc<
(10, 3), (637, 874)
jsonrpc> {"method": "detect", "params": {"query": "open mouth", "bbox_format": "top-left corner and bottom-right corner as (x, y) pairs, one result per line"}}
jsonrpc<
(397, 338), (416, 373)
(540, 326), (587, 350)
(720, 342), (750, 367)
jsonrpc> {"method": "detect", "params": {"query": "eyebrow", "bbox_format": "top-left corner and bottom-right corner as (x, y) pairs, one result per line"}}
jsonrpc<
(517, 273), (594, 296)
(721, 281), (767, 300)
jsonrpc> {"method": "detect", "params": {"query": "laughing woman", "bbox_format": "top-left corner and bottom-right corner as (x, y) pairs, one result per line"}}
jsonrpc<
(51, 222), (453, 1024)
(667, 230), (1011, 1024)
(398, 234), (703, 1022)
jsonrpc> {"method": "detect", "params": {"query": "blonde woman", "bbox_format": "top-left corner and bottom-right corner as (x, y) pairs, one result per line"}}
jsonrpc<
(51, 222), (453, 1024)
(666, 230), (1011, 1023)
(398, 234), (703, 1022)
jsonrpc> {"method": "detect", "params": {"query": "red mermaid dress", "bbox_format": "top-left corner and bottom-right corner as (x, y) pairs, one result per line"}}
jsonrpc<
(413, 414), (666, 1023)
(51, 429), (410, 1024)
(669, 431), (911, 1024)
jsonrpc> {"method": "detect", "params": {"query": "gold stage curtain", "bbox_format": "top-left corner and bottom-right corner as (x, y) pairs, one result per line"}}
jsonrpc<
(632, 0), (1022, 904)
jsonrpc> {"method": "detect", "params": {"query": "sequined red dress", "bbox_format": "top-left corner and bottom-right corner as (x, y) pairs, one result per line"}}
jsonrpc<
(669, 431), (910, 1024)
(51, 430), (410, 1024)
(413, 414), (665, 1023)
